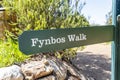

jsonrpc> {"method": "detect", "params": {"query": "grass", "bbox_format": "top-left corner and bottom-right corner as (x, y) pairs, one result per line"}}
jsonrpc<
(0, 38), (29, 67)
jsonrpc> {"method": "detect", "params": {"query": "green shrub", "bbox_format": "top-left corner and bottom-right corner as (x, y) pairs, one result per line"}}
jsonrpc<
(2, 0), (89, 35)
(2, 0), (89, 62)
(0, 35), (28, 67)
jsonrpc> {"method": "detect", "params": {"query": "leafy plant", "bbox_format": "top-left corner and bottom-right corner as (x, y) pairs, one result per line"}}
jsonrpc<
(2, 0), (89, 62)
(0, 36), (28, 67)
(55, 46), (85, 60)
(2, 0), (89, 35)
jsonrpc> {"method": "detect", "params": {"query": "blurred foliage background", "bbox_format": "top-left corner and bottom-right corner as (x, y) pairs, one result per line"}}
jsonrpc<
(0, 0), (90, 67)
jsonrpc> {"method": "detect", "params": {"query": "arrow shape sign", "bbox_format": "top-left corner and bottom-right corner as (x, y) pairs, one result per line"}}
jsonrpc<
(18, 25), (114, 55)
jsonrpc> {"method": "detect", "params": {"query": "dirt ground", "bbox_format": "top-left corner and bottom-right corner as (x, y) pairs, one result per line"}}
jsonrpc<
(72, 43), (111, 80)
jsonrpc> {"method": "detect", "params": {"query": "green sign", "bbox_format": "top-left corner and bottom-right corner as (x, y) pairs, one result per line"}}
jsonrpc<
(18, 25), (114, 55)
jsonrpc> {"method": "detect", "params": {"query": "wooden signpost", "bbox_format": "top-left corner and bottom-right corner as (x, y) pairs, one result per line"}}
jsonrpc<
(18, 0), (120, 80)
(19, 26), (114, 54)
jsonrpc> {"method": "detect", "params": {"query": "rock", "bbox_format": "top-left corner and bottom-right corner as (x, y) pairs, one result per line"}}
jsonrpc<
(0, 65), (24, 80)
(68, 76), (79, 80)
(21, 59), (53, 80)
(21, 57), (89, 80)
(48, 59), (67, 80)
(63, 61), (86, 80)
(48, 57), (88, 80)
(38, 75), (56, 80)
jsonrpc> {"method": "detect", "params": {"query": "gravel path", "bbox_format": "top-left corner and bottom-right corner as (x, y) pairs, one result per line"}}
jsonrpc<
(72, 43), (111, 80)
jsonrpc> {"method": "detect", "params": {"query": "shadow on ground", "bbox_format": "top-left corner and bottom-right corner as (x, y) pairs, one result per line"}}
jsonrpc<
(72, 51), (111, 80)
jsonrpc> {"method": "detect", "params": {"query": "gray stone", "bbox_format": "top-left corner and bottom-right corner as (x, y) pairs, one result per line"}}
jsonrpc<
(38, 75), (56, 80)
(48, 59), (67, 80)
(68, 76), (79, 80)
(0, 65), (24, 80)
(21, 59), (53, 80)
